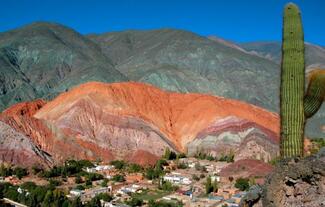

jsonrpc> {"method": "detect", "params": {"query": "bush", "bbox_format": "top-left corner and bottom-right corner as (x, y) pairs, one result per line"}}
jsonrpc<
(155, 159), (168, 170)
(13, 167), (28, 179)
(85, 172), (103, 181)
(128, 163), (143, 173)
(31, 165), (43, 175)
(126, 197), (143, 207)
(0, 164), (12, 177)
(205, 176), (213, 194)
(218, 152), (234, 163)
(39, 159), (95, 179)
(48, 179), (61, 187)
(163, 148), (177, 160)
(95, 192), (112, 202)
(148, 200), (183, 207)
(160, 181), (178, 192)
(192, 174), (200, 181)
(76, 185), (85, 190)
(20, 182), (37, 191)
(177, 153), (187, 159)
(101, 178), (108, 187)
(235, 178), (250, 191)
(177, 162), (188, 169)
(75, 175), (83, 184)
(110, 160), (126, 170)
(85, 179), (92, 187)
(112, 174), (125, 182)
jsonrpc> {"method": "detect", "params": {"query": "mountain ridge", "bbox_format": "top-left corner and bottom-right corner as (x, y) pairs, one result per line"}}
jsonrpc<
(0, 22), (324, 138)
(0, 81), (280, 166)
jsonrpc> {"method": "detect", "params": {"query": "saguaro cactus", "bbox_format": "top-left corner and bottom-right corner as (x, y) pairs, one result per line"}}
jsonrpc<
(280, 3), (325, 158)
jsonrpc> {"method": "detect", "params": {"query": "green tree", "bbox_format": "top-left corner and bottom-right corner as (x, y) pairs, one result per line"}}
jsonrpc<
(177, 162), (188, 169)
(71, 197), (83, 207)
(95, 193), (112, 202)
(76, 185), (85, 190)
(110, 160), (126, 170)
(13, 167), (28, 179)
(205, 176), (213, 194)
(126, 197), (143, 207)
(20, 182), (37, 191)
(75, 175), (83, 184)
(212, 180), (219, 192)
(112, 174), (125, 182)
(4, 188), (19, 202)
(159, 180), (178, 192)
(128, 163), (143, 173)
(0, 164), (12, 177)
(192, 174), (200, 181)
(235, 178), (250, 191)
(101, 178), (108, 187)
(163, 148), (177, 160)
(42, 190), (54, 206)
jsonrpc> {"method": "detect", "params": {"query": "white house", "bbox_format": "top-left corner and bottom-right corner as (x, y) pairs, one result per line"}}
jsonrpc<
(163, 174), (192, 185)
(70, 189), (84, 197)
(85, 165), (114, 173)
(211, 175), (221, 182)
(117, 184), (142, 195)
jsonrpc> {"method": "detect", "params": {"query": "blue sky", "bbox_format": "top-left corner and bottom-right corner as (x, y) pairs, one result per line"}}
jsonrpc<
(1, 0), (324, 45)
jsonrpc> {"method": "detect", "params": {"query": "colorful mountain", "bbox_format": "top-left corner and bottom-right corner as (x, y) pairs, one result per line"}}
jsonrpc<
(0, 82), (279, 166)
(0, 22), (324, 138)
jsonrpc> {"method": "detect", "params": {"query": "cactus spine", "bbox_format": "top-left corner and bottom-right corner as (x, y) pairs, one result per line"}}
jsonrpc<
(280, 3), (325, 158)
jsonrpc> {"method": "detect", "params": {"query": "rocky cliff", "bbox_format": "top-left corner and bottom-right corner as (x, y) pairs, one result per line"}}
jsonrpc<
(241, 149), (325, 207)
(0, 121), (52, 167)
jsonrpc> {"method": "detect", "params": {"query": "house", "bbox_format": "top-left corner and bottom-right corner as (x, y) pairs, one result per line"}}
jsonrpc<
(69, 189), (84, 197)
(208, 195), (224, 202)
(100, 200), (130, 207)
(211, 175), (221, 182)
(216, 187), (240, 199)
(224, 198), (239, 207)
(163, 173), (192, 185)
(231, 192), (246, 204)
(95, 165), (114, 171)
(85, 164), (114, 173)
(116, 184), (143, 195)
(80, 186), (112, 201)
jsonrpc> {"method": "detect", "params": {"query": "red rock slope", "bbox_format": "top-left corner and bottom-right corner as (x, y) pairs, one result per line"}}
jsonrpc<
(34, 82), (279, 163)
(1, 82), (280, 166)
(219, 159), (274, 179)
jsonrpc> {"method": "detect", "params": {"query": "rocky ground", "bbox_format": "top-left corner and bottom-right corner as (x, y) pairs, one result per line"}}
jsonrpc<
(240, 148), (325, 207)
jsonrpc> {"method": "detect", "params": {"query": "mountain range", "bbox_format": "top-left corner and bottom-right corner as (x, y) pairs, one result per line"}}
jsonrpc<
(0, 22), (324, 165)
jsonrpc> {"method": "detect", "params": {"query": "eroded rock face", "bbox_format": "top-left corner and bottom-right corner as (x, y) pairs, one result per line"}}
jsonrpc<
(1, 81), (280, 166)
(0, 100), (54, 152)
(187, 116), (279, 161)
(35, 82), (279, 161)
(0, 121), (52, 167)
(0, 99), (115, 164)
(261, 151), (325, 207)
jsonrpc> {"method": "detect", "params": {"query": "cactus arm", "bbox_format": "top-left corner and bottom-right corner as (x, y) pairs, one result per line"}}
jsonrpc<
(280, 3), (305, 158)
(304, 70), (325, 118)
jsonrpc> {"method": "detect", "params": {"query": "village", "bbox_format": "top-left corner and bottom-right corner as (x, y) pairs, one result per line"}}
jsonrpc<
(0, 150), (266, 207)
